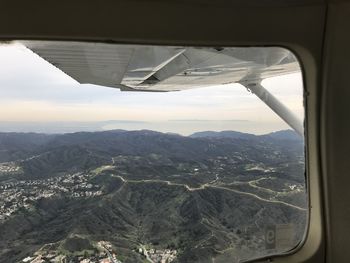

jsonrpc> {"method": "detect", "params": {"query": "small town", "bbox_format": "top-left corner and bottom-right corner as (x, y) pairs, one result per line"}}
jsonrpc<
(19, 239), (178, 263)
(21, 241), (123, 263)
(0, 168), (103, 221)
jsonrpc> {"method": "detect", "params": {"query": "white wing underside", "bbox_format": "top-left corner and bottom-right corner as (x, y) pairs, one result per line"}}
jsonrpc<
(21, 41), (300, 92)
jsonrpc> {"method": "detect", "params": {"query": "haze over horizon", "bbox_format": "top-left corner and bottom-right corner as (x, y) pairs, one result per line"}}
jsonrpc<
(0, 43), (304, 135)
(0, 120), (298, 136)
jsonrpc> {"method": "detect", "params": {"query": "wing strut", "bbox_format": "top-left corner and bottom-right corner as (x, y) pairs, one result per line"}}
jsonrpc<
(239, 78), (304, 137)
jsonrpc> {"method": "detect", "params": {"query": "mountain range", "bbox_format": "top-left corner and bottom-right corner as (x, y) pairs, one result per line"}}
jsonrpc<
(0, 129), (306, 263)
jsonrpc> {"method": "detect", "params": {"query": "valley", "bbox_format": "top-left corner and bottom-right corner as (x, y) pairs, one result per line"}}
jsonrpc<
(0, 129), (307, 263)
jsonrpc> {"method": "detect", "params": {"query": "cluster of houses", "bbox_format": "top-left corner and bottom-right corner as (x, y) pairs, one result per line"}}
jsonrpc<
(0, 162), (21, 174)
(138, 246), (177, 263)
(0, 172), (103, 221)
(21, 241), (123, 263)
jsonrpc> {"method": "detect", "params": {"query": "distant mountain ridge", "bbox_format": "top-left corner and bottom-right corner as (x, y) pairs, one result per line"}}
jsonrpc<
(0, 129), (302, 163)
(190, 130), (256, 140)
(261, 129), (303, 141)
(0, 128), (301, 141)
(190, 129), (302, 141)
(0, 129), (304, 182)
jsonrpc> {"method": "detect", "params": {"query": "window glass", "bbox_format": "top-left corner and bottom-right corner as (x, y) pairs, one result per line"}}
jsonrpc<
(0, 42), (306, 263)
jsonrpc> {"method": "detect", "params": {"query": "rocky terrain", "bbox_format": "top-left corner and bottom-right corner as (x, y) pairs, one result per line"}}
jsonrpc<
(0, 129), (306, 263)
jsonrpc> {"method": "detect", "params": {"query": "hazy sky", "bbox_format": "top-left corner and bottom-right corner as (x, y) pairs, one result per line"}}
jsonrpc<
(0, 43), (304, 135)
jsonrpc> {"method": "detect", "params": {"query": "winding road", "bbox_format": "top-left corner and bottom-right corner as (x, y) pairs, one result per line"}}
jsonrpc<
(108, 172), (306, 211)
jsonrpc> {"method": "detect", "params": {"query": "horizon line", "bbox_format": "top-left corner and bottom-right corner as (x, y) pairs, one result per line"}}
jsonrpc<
(0, 128), (296, 137)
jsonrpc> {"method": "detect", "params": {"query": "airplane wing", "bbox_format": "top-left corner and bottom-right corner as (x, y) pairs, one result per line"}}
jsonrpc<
(21, 41), (299, 92)
(21, 41), (303, 136)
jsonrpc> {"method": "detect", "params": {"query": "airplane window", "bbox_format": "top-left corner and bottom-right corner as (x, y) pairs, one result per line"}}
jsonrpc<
(0, 41), (306, 263)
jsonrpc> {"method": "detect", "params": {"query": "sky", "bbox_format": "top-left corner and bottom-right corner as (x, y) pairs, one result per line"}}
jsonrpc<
(0, 42), (304, 135)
